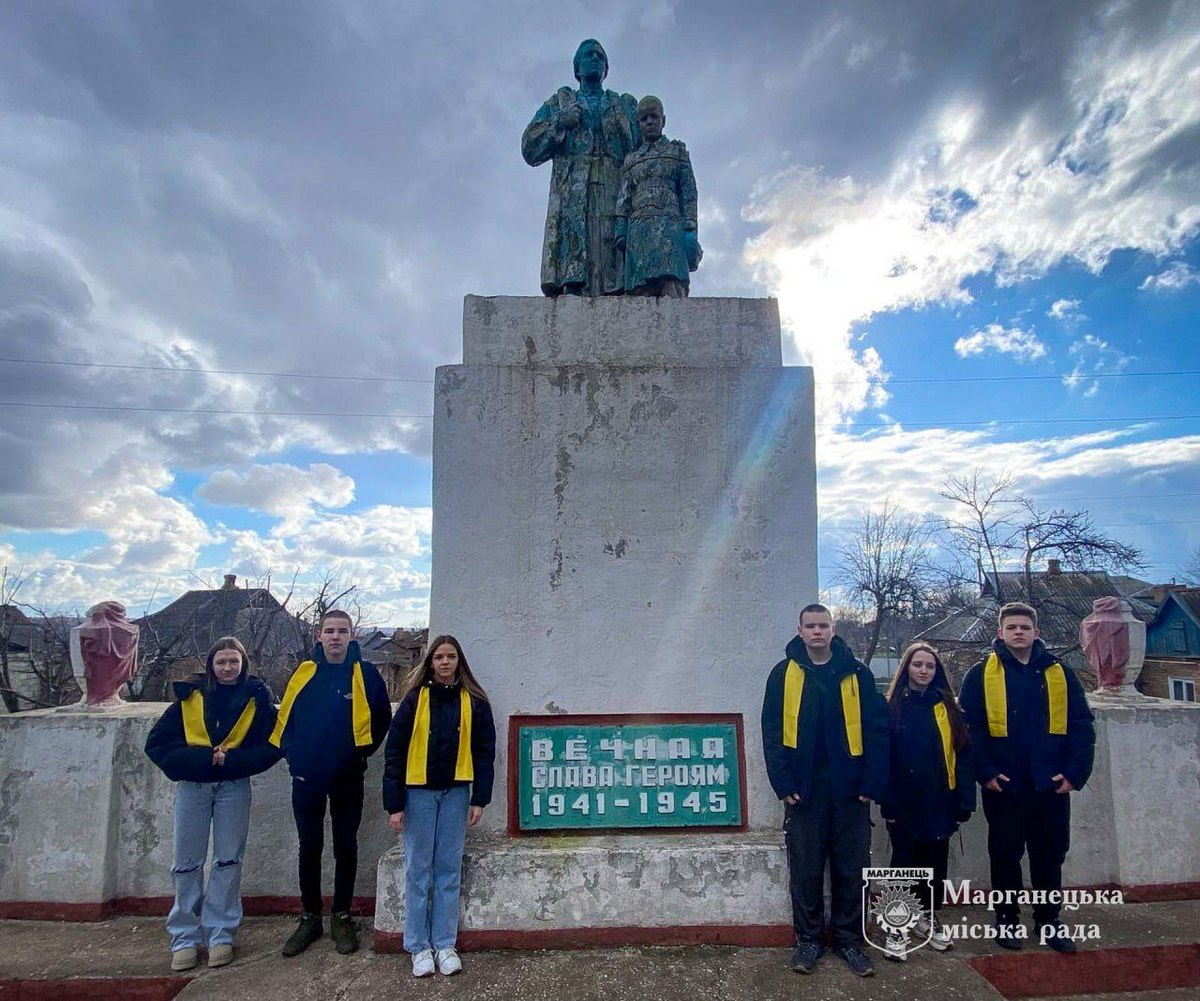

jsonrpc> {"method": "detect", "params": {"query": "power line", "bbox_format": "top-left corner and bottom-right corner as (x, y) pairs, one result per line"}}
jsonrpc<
(0, 401), (433, 419)
(0, 356), (432, 385)
(1, 354), (1197, 388)
(4, 399), (1200, 427)
(4, 399), (1200, 428)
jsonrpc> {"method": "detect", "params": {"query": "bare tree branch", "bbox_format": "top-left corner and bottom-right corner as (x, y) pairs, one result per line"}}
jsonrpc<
(831, 499), (941, 663)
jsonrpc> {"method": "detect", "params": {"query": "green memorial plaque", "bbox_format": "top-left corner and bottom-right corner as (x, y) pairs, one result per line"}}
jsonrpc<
(509, 714), (745, 832)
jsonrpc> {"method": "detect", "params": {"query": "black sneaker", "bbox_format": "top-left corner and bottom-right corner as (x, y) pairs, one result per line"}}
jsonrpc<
(789, 940), (822, 974)
(996, 922), (1024, 951)
(282, 913), (323, 957)
(1038, 923), (1078, 953)
(836, 946), (875, 977)
(330, 912), (359, 955)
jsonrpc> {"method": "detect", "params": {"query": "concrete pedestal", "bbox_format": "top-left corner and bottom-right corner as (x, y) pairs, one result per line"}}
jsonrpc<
(429, 296), (818, 831)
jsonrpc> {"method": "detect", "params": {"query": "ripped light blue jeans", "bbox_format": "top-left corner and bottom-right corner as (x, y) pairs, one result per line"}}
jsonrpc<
(166, 779), (252, 951)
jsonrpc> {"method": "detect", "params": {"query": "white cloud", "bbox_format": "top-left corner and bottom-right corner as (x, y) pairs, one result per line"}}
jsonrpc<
(1062, 333), (1133, 396)
(744, 10), (1200, 421)
(817, 424), (1200, 524)
(198, 463), (356, 529)
(1140, 262), (1200, 292)
(1048, 298), (1084, 322)
(954, 323), (1048, 362)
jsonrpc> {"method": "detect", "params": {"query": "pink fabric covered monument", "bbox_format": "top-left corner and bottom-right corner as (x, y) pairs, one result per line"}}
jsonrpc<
(1080, 595), (1145, 694)
(69, 601), (139, 707)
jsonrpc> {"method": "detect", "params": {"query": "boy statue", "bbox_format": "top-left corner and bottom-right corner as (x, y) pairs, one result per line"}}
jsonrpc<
(615, 95), (702, 297)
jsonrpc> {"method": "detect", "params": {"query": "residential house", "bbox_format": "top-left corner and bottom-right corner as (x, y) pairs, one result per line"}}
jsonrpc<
(133, 574), (309, 698)
(1139, 587), (1200, 702)
(0, 605), (77, 712)
(359, 627), (428, 699)
(915, 561), (1156, 691)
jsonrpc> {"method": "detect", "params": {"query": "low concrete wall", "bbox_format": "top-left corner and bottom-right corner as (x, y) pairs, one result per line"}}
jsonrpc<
(1, 698), (1197, 935)
(0, 705), (395, 916)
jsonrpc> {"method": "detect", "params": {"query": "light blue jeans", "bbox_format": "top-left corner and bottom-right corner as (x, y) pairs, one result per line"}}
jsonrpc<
(166, 779), (252, 951)
(403, 785), (470, 954)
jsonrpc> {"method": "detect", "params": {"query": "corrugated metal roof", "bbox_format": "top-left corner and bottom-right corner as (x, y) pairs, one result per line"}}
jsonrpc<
(918, 571), (1157, 652)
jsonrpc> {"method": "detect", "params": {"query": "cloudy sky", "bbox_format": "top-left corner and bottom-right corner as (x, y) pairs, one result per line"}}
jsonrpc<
(1, 0), (1198, 625)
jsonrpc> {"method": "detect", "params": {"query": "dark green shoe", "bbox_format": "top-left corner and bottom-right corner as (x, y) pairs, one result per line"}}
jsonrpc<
(330, 912), (359, 955)
(282, 913), (323, 957)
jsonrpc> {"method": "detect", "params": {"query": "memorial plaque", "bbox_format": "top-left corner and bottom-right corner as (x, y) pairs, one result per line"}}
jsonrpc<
(508, 713), (746, 833)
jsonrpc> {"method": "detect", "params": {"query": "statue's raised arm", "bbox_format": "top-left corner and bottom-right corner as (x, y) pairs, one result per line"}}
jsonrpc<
(522, 39), (639, 297)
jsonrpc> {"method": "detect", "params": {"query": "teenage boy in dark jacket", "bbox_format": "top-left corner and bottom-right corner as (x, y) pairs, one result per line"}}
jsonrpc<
(959, 601), (1095, 953)
(270, 609), (392, 957)
(761, 603), (889, 978)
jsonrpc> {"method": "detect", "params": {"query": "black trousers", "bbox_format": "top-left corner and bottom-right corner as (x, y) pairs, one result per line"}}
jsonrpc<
(783, 771), (870, 949)
(981, 787), (1071, 925)
(888, 825), (950, 915)
(291, 765), (365, 914)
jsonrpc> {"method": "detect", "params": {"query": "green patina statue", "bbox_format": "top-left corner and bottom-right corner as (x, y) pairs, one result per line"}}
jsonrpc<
(615, 95), (702, 298)
(522, 39), (640, 297)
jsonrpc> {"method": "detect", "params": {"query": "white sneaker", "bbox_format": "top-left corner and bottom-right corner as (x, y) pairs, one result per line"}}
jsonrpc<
(918, 914), (953, 951)
(883, 933), (908, 962)
(411, 949), (435, 977)
(436, 946), (462, 975)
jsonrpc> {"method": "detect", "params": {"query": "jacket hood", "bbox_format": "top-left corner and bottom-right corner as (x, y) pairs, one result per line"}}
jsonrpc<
(992, 636), (1055, 670)
(784, 634), (861, 676)
(172, 674), (270, 703)
(313, 639), (362, 667)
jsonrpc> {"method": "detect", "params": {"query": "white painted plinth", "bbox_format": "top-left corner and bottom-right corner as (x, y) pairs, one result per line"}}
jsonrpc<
(374, 831), (791, 947)
(431, 296), (818, 832)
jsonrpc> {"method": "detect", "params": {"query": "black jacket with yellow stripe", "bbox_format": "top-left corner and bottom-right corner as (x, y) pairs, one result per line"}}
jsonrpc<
(145, 676), (281, 783)
(761, 635), (890, 803)
(269, 641), (393, 785)
(382, 680), (496, 814)
(879, 686), (976, 841)
(959, 638), (1095, 794)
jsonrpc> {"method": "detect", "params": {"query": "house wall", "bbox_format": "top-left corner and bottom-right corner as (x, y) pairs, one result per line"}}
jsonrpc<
(1138, 657), (1200, 701)
(1147, 601), (1200, 658)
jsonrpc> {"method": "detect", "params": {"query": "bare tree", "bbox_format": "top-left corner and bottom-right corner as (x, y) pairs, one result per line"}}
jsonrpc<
(0, 566), (81, 711)
(1015, 497), (1147, 595)
(0, 565), (28, 712)
(940, 468), (1148, 606)
(1180, 547), (1200, 586)
(939, 471), (1019, 601)
(831, 500), (941, 664)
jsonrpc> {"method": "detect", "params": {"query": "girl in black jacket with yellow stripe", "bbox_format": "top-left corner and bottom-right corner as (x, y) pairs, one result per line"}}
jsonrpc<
(382, 635), (495, 978)
(879, 642), (974, 960)
(144, 636), (280, 972)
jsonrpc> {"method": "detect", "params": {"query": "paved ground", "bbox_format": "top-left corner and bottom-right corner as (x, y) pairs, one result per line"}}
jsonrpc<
(0, 901), (1197, 1001)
